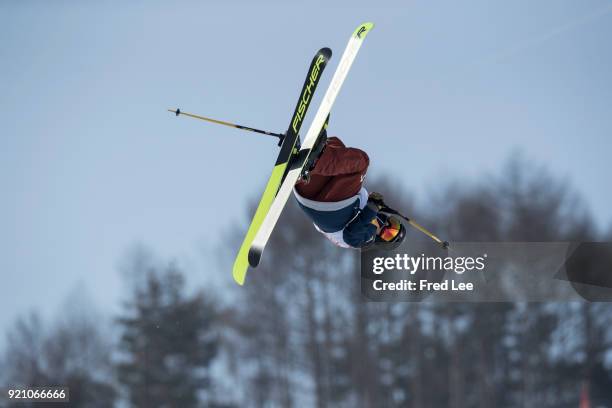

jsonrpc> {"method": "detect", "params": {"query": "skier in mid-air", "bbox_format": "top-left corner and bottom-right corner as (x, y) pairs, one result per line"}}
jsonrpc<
(170, 23), (447, 285)
(294, 129), (406, 251)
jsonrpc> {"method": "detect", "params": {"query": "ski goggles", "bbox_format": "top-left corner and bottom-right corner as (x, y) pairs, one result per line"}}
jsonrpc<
(379, 217), (402, 242)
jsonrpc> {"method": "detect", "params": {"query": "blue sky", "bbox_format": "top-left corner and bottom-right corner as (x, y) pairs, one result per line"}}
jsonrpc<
(1, 0), (612, 335)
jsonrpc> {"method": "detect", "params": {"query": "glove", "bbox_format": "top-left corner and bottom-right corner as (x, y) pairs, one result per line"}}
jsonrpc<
(367, 192), (385, 211)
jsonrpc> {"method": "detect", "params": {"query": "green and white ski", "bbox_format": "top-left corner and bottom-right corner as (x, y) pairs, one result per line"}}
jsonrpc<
(232, 47), (332, 285)
(248, 22), (374, 270)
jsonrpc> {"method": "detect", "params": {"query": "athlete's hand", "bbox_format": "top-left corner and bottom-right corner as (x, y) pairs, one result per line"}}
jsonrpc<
(368, 192), (385, 210)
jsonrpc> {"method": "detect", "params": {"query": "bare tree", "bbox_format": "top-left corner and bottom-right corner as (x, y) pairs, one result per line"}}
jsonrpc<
(2, 308), (117, 407)
(116, 252), (219, 408)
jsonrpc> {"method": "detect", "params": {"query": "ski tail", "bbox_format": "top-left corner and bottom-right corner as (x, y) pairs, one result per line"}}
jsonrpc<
(248, 114), (330, 268)
(232, 48), (332, 285)
(248, 22), (374, 268)
(249, 113), (330, 268)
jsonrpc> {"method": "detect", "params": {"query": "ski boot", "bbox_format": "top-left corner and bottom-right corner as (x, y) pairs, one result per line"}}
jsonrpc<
(299, 117), (329, 182)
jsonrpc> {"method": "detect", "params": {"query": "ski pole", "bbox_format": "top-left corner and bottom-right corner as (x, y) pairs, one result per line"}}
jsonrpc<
(380, 206), (450, 249)
(168, 108), (284, 141)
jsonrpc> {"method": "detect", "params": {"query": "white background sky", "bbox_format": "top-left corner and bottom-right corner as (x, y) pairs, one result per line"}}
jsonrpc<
(1, 0), (611, 336)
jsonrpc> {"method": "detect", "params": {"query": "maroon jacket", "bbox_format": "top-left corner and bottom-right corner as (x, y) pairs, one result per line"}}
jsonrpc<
(295, 137), (369, 201)
(293, 137), (377, 248)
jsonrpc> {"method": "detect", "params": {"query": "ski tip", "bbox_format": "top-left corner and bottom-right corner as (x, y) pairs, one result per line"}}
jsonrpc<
(248, 247), (262, 268)
(353, 22), (374, 39)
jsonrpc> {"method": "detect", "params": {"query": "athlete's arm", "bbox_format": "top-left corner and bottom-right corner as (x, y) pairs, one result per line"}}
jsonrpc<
(343, 205), (378, 248)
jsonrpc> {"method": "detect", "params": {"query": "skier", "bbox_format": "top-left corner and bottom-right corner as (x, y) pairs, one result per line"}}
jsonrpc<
(294, 130), (406, 250)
